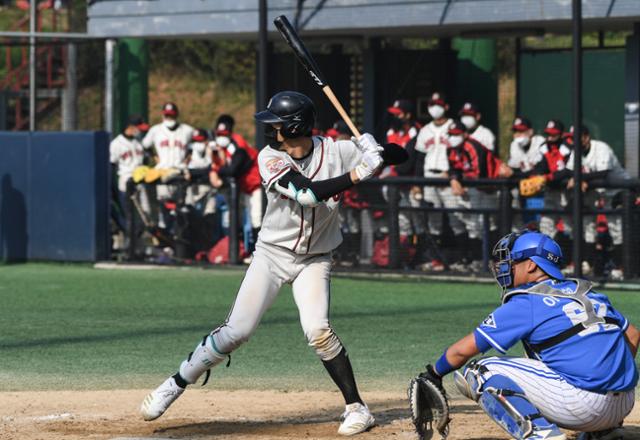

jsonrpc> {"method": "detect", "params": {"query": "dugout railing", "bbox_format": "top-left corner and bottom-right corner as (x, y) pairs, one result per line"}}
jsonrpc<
(120, 176), (640, 281)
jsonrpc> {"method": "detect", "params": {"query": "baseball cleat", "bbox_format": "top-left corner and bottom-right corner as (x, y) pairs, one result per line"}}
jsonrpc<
(577, 427), (625, 440)
(140, 376), (185, 421)
(337, 402), (375, 436)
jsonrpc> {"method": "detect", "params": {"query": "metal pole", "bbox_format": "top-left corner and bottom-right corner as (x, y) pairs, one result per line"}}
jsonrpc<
(572, 0), (584, 277)
(229, 178), (240, 264)
(62, 42), (77, 131)
(256, 0), (268, 148)
(29, 0), (36, 131)
(105, 39), (116, 135)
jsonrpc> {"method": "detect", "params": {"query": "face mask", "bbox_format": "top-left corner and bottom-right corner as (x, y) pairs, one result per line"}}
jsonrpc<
(428, 105), (445, 120)
(191, 142), (206, 154)
(448, 135), (464, 148)
(514, 136), (531, 149)
(163, 119), (177, 129)
(460, 115), (477, 130)
(215, 136), (231, 148)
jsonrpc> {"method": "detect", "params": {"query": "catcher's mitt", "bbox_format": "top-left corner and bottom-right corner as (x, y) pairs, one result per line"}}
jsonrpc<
(519, 175), (546, 197)
(408, 365), (451, 440)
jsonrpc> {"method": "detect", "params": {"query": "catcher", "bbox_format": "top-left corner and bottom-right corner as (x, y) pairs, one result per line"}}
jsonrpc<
(409, 230), (638, 440)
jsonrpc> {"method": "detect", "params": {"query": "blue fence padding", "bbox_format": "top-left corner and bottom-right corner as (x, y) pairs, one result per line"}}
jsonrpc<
(0, 132), (110, 262)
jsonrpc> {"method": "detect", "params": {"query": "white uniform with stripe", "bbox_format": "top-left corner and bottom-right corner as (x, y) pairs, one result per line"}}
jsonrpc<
(566, 139), (629, 245)
(208, 136), (361, 361)
(475, 356), (634, 432)
(415, 119), (453, 236)
(110, 134), (145, 192)
(469, 124), (496, 152)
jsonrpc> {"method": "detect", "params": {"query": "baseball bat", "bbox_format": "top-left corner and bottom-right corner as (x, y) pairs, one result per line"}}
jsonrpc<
(273, 15), (361, 138)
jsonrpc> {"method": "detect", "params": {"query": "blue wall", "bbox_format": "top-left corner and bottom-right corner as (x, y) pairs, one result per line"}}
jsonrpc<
(0, 132), (110, 262)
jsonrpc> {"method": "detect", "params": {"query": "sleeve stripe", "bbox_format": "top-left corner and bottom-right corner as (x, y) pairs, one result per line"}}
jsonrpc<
(265, 166), (292, 189)
(475, 327), (508, 354)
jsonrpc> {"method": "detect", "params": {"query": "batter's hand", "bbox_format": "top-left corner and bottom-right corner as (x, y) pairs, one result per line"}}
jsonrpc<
(352, 133), (384, 154)
(352, 149), (383, 182)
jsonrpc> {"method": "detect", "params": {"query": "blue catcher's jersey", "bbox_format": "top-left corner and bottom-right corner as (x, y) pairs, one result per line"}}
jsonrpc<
(473, 279), (638, 392)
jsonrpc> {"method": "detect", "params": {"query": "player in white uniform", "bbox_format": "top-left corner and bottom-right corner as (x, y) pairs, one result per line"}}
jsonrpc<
(414, 231), (638, 440)
(565, 125), (630, 277)
(140, 91), (387, 436)
(109, 114), (151, 237)
(414, 92), (453, 270)
(142, 102), (194, 200)
(459, 101), (496, 152)
(185, 128), (214, 208)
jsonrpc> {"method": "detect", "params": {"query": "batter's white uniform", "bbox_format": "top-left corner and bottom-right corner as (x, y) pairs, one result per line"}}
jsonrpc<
(566, 140), (629, 245)
(207, 136), (362, 362)
(415, 119), (453, 236)
(142, 122), (194, 200)
(110, 134), (145, 192)
(469, 124), (496, 152)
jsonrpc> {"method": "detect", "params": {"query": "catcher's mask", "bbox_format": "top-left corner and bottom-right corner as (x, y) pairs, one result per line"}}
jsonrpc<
(491, 230), (564, 296)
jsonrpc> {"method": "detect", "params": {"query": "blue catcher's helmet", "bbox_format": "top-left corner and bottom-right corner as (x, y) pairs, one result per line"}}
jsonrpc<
(491, 230), (564, 290)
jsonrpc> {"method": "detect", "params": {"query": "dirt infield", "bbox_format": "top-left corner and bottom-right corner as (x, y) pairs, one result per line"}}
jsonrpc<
(1, 390), (638, 440)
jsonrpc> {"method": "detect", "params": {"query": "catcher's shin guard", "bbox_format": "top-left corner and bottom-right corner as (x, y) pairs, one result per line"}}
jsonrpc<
(179, 333), (229, 385)
(477, 374), (557, 440)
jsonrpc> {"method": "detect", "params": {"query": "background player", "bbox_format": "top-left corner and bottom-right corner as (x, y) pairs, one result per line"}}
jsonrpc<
(458, 101), (496, 152)
(141, 91), (386, 436)
(415, 230), (638, 440)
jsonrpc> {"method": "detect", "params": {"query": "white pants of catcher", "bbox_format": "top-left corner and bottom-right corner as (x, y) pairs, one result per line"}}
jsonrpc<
(477, 357), (635, 432)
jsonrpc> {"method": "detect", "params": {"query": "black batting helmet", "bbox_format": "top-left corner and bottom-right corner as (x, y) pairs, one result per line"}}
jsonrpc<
(254, 91), (316, 138)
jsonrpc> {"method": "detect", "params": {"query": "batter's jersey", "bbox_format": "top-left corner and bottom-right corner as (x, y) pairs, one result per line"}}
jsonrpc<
(142, 122), (194, 169)
(474, 279), (638, 393)
(508, 134), (545, 172)
(257, 136), (361, 255)
(110, 134), (144, 192)
(469, 124), (496, 152)
(415, 119), (453, 175)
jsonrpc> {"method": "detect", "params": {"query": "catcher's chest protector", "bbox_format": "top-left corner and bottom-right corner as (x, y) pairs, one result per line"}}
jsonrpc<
(504, 279), (621, 356)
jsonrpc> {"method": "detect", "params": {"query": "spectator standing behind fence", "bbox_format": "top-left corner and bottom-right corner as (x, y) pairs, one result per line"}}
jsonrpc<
(185, 128), (213, 207)
(564, 125), (630, 280)
(508, 117), (545, 227)
(142, 102), (194, 228)
(459, 102), (496, 153)
(209, 121), (262, 256)
(109, 115), (151, 245)
(214, 114), (250, 150)
(414, 92), (453, 271)
(445, 120), (512, 272)
(386, 99), (421, 147)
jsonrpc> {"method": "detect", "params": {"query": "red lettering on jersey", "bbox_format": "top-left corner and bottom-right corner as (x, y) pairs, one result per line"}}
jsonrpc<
(266, 158), (287, 174)
(160, 139), (169, 148)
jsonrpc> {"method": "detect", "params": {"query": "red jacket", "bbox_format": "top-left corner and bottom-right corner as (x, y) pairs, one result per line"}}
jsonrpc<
(447, 138), (502, 181)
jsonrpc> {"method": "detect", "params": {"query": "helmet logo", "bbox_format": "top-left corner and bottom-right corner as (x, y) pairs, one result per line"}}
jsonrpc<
(546, 252), (559, 263)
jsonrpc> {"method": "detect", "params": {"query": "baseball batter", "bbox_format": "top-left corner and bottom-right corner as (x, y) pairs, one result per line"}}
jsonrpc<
(417, 230), (638, 440)
(141, 91), (384, 436)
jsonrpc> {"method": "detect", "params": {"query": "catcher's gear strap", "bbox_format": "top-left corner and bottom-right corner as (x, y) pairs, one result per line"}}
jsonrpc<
(453, 361), (488, 401)
(276, 169), (353, 207)
(408, 376), (451, 439)
(505, 279), (621, 354)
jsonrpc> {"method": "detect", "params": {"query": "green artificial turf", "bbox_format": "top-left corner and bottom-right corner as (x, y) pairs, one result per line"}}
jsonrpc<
(1, 264), (638, 392)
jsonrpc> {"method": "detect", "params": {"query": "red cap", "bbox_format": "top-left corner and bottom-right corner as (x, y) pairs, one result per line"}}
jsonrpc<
(512, 116), (532, 132)
(387, 99), (413, 115)
(428, 92), (447, 107)
(543, 119), (564, 136)
(215, 121), (232, 136)
(162, 102), (179, 117)
(448, 120), (466, 135)
(459, 102), (479, 116)
(192, 128), (208, 142)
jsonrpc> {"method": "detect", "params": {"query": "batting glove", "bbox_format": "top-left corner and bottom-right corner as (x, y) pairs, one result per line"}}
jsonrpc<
(352, 133), (384, 154)
(353, 149), (383, 182)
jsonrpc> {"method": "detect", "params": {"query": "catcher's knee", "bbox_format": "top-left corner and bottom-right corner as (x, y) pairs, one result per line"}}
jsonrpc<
(453, 359), (488, 401)
(306, 326), (343, 361)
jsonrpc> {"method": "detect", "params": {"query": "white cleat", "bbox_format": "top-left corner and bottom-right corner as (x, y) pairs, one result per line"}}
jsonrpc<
(337, 402), (375, 436)
(140, 377), (185, 421)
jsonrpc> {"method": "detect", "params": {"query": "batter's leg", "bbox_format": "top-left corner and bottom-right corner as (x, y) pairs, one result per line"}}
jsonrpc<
(291, 257), (374, 435)
(140, 248), (284, 421)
